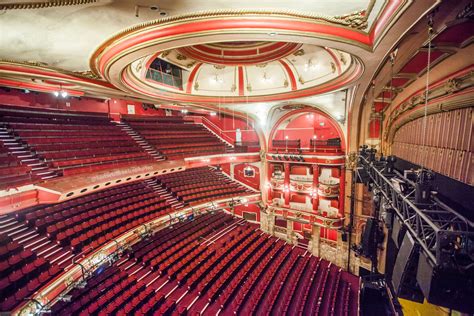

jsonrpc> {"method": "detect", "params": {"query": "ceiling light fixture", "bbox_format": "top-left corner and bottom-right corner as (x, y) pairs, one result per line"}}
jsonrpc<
(211, 73), (223, 84)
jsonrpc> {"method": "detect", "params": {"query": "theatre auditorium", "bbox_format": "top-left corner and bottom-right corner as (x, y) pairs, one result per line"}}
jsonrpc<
(0, 1), (472, 315)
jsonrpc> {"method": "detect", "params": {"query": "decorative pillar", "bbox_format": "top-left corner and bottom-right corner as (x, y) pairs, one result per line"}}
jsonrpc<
(339, 166), (345, 216)
(267, 163), (273, 202)
(309, 225), (321, 257)
(284, 163), (290, 206)
(312, 164), (319, 211)
(287, 220), (297, 245)
(336, 230), (349, 270)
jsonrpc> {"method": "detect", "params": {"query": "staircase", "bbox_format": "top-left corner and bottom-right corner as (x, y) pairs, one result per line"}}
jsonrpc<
(0, 126), (58, 181)
(116, 122), (165, 162)
(0, 215), (74, 268)
(144, 178), (185, 210)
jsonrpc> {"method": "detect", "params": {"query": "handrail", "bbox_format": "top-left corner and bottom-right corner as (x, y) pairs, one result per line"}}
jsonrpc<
(185, 115), (236, 146)
(13, 193), (261, 316)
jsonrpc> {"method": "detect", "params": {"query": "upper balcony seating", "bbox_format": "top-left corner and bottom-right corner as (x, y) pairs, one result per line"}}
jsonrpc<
(0, 142), (39, 190)
(122, 115), (233, 159)
(50, 212), (360, 315)
(0, 106), (153, 177)
(155, 167), (254, 206)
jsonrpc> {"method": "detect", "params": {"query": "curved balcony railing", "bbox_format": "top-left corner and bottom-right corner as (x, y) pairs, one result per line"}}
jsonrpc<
(318, 178), (340, 197)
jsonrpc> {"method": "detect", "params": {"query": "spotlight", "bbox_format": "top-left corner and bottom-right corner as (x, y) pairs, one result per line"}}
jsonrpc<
(24, 89), (30, 94)
(53, 91), (60, 97)
(210, 111), (216, 116)
(60, 91), (68, 98)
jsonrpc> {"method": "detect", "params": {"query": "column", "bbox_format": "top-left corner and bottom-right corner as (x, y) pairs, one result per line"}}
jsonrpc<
(336, 230), (349, 270)
(309, 225), (321, 257)
(267, 163), (273, 202)
(339, 166), (345, 216)
(284, 163), (290, 206)
(312, 164), (319, 211)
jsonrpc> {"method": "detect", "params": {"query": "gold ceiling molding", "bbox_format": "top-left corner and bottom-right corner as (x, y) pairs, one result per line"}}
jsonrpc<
(92, 7), (375, 60)
(384, 70), (474, 142)
(0, 0), (97, 10)
(0, 59), (104, 81)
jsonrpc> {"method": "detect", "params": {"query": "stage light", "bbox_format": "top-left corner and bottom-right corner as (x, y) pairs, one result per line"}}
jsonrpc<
(210, 111), (216, 116)
(181, 109), (188, 114)
(60, 91), (68, 98)
(53, 91), (59, 97)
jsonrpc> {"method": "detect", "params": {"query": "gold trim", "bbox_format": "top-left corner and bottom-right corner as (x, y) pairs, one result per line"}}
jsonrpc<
(0, 0), (97, 10)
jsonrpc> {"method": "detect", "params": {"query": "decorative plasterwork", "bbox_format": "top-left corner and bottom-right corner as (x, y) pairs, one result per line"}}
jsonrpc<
(384, 67), (474, 142)
(0, 0), (97, 10)
(0, 60), (125, 98)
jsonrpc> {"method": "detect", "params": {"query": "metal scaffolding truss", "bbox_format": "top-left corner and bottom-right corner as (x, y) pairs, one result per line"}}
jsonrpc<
(358, 155), (473, 269)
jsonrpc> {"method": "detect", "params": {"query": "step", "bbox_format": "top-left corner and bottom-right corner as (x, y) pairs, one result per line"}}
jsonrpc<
(0, 217), (15, 226)
(24, 236), (49, 249)
(41, 175), (58, 180)
(0, 221), (24, 233)
(57, 253), (75, 269)
(33, 241), (56, 254)
(43, 246), (64, 259)
(15, 230), (39, 243)
(6, 226), (30, 237)
(50, 250), (72, 265)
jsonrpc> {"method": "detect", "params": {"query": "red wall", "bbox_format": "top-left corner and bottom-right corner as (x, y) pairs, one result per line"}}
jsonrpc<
(368, 118), (381, 138)
(273, 113), (340, 148)
(205, 114), (259, 142)
(0, 89), (165, 119)
(233, 204), (260, 221)
(233, 163), (260, 190)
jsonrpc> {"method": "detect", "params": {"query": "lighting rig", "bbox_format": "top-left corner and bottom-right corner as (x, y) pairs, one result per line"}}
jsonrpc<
(356, 145), (474, 312)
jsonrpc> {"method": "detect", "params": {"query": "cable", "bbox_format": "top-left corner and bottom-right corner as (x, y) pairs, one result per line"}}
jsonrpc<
(420, 14), (435, 171)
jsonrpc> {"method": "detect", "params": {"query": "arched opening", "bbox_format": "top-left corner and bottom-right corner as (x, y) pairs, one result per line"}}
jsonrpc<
(268, 108), (345, 154)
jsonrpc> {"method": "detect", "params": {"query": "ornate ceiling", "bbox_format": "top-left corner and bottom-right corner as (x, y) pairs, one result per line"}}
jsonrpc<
(128, 43), (356, 102)
(0, 0), (447, 151)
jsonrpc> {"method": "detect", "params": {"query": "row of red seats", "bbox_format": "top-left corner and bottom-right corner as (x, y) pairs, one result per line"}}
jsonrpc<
(238, 246), (293, 314)
(0, 106), (153, 177)
(210, 235), (279, 310)
(50, 212), (360, 315)
(276, 255), (311, 314)
(256, 252), (303, 315)
(0, 234), (62, 313)
(156, 167), (253, 205)
(123, 115), (233, 159)
(138, 213), (228, 266)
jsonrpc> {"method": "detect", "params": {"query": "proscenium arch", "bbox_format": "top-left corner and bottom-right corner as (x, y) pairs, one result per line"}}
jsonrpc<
(267, 108), (346, 152)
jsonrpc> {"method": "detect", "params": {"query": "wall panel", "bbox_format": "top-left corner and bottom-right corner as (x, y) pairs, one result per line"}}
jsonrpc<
(392, 107), (473, 185)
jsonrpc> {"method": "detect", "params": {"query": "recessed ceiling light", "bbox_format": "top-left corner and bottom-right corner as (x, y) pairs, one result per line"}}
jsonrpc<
(268, 32), (277, 37)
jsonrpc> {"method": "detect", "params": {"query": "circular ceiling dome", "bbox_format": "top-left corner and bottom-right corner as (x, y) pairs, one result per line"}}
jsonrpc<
(176, 41), (303, 65)
(127, 43), (360, 102)
(93, 14), (364, 104)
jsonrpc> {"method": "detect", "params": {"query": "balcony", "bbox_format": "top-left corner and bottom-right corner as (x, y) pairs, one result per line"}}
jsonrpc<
(318, 178), (340, 197)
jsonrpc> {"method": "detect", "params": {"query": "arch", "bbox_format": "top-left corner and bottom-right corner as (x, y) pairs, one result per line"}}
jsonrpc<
(268, 108), (346, 152)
